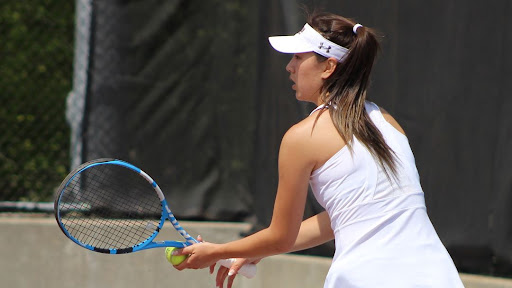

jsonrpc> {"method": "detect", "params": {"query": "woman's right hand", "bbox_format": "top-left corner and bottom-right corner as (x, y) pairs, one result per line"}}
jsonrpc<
(214, 257), (261, 288)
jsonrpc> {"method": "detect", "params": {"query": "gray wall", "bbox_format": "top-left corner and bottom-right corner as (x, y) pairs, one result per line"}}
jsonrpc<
(1, 216), (512, 288)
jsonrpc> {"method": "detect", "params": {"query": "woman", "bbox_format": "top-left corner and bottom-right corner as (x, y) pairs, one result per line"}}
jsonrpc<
(172, 12), (464, 288)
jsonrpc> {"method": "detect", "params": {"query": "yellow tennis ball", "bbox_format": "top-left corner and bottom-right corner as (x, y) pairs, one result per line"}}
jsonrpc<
(165, 247), (187, 266)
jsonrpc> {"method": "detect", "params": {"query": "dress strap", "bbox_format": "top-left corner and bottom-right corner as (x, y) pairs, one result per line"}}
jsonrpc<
(364, 101), (387, 124)
(309, 104), (329, 116)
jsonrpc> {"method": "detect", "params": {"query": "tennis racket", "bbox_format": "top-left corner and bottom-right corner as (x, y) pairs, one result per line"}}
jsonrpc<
(54, 158), (256, 278)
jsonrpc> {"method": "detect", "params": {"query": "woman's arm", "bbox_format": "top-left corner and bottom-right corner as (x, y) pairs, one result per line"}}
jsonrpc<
(289, 210), (334, 253)
(176, 123), (317, 267)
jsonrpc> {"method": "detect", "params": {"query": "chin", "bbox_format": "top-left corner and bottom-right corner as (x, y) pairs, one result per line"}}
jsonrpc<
(296, 97), (311, 104)
(294, 93), (309, 103)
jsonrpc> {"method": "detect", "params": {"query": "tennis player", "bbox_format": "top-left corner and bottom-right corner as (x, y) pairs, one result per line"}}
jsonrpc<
(172, 11), (465, 288)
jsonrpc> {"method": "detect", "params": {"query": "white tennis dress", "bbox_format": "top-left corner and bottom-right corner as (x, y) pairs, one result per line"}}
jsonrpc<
(309, 102), (464, 288)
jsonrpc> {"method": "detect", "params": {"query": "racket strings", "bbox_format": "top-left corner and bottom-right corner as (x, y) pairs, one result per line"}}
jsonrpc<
(58, 164), (163, 250)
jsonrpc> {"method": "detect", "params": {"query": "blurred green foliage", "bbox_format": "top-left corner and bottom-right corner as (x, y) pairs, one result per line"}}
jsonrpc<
(0, 1), (75, 201)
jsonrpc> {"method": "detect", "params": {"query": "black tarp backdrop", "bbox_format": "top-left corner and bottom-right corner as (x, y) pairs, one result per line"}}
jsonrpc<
(83, 0), (259, 220)
(78, 0), (511, 276)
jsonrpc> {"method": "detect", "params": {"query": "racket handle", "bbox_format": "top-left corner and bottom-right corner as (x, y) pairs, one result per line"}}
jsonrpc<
(216, 259), (257, 279)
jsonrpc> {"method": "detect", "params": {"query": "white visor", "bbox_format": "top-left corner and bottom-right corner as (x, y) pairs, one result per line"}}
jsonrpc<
(268, 23), (349, 61)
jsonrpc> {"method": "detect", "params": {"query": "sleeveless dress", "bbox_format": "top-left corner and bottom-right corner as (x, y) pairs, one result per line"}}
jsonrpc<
(309, 102), (464, 288)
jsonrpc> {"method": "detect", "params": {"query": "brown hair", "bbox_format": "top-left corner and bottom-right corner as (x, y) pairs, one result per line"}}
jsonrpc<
(309, 12), (398, 179)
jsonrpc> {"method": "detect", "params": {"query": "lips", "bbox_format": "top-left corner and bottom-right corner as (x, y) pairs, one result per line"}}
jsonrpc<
(289, 77), (296, 89)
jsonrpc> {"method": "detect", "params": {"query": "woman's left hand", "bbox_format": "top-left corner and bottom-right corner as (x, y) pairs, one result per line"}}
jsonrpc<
(214, 258), (261, 288)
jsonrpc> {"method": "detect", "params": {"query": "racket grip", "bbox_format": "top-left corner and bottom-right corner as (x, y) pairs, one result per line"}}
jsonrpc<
(216, 259), (257, 279)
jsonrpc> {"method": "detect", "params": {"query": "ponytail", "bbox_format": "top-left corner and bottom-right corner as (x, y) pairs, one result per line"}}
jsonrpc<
(309, 12), (398, 180)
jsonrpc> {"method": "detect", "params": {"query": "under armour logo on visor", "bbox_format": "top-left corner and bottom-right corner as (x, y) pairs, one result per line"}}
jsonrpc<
(318, 43), (331, 53)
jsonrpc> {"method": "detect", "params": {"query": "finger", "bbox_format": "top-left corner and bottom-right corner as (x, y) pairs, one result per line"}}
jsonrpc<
(227, 263), (241, 277)
(216, 265), (229, 288)
(197, 235), (203, 242)
(174, 247), (190, 256)
(224, 262), (241, 288)
(174, 256), (197, 271)
(173, 261), (185, 271)
(227, 273), (236, 288)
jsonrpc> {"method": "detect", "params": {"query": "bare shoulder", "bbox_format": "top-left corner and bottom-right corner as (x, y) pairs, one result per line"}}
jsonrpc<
(282, 110), (345, 171)
(280, 112), (329, 161)
(378, 106), (406, 136)
(284, 109), (334, 143)
(282, 116), (316, 147)
(278, 118), (320, 173)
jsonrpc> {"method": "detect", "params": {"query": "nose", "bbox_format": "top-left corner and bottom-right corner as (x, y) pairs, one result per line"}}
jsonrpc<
(286, 57), (294, 73)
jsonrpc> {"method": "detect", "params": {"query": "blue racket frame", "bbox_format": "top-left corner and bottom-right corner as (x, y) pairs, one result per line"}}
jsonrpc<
(55, 159), (199, 254)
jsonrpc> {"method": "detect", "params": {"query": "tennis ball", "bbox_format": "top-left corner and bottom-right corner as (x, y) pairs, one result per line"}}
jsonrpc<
(165, 247), (187, 266)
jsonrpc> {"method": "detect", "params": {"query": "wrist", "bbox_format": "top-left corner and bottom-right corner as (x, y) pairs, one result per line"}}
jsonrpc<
(212, 242), (228, 259)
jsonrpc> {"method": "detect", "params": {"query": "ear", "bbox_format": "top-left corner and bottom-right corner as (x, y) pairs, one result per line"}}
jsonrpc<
(321, 58), (338, 79)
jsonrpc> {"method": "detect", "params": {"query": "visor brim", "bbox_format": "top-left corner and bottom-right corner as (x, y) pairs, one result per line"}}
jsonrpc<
(268, 35), (315, 54)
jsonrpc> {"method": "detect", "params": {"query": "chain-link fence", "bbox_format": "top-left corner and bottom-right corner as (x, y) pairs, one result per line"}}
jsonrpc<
(0, 1), (75, 202)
